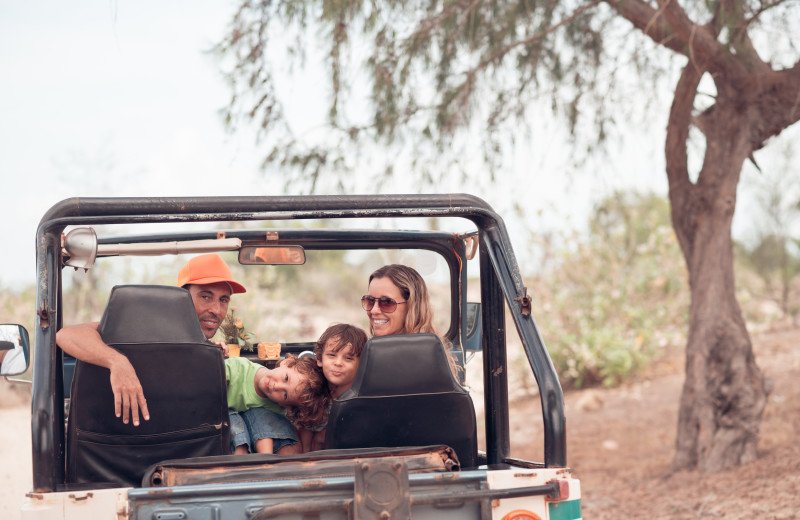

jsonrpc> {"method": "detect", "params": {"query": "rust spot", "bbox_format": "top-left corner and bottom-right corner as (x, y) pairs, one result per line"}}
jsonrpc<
(545, 480), (570, 502)
(301, 480), (329, 488)
(146, 488), (174, 496)
(514, 287), (532, 316)
(37, 301), (50, 328)
(433, 473), (459, 481)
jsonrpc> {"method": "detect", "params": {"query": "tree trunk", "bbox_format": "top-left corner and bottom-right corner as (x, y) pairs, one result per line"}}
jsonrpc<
(672, 202), (768, 472)
(666, 64), (769, 472)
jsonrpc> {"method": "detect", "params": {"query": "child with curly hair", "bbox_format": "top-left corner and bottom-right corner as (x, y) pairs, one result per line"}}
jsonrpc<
(226, 355), (327, 454)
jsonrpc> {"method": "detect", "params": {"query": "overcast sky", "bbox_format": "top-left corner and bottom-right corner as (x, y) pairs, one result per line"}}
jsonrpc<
(13, 1), (794, 291)
(1, 1), (279, 288)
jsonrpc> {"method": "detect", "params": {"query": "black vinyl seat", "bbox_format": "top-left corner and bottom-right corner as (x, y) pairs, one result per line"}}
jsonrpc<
(324, 333), (478, 468)
(66, 285), (229, 487)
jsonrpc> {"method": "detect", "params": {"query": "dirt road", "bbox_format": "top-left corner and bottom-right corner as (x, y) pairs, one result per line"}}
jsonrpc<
(0, 404), (32, 518)
(509, 328), (800, 518)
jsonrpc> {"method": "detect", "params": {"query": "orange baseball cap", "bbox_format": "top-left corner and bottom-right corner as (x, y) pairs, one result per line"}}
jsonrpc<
(176, 254), (246, 294)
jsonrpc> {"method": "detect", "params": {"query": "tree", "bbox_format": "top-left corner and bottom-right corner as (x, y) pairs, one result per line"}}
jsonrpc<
(216, 0), (800, 472)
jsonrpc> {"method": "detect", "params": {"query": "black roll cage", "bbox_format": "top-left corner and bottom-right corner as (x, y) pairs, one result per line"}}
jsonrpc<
(33, 194), (566, 492)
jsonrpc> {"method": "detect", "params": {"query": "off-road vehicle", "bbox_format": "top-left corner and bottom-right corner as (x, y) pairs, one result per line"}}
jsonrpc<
(13, 194), (581, 519)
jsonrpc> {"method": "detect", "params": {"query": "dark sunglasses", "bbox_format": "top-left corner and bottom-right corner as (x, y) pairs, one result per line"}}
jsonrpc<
(361, 295), (407, 313)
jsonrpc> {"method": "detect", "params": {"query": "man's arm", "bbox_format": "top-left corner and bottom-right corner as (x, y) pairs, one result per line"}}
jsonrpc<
(56, 323), (150, 426)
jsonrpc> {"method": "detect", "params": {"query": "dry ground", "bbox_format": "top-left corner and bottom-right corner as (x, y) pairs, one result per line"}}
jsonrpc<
(1, 329), (799, 518)
(510, 328), (800, 519)
(0, 382), (32, 518)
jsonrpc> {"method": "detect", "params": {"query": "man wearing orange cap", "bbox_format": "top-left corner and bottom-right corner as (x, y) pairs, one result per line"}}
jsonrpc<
(57, 254), (246, 427)
(175, 253), (247, 339)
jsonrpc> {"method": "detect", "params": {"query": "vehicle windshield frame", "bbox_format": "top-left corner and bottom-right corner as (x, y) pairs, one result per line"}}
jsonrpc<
(32, 194), (566, 492)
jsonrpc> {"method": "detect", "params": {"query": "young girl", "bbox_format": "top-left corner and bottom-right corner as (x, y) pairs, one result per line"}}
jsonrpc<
(226, 355), (327, 454)
(293, 323), (368, 452)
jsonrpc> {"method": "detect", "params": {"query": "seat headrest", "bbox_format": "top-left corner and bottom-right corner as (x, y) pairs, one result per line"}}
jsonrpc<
(97, 285), (207, 345)
(348, 334), (459, 397)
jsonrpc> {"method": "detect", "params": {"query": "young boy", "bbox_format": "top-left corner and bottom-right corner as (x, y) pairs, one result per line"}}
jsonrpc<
(226, 355), (326, 454)
(294, 323), (368, 452)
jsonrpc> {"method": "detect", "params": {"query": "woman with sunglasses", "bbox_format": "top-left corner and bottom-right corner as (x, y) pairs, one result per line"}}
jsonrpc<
(362, 264), (438, 337)
(361, 264), (460, 376)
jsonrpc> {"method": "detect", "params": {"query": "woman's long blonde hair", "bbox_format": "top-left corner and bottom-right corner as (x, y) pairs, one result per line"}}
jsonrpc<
(368, 264), (461, 379)
(368, 264), (437, 336)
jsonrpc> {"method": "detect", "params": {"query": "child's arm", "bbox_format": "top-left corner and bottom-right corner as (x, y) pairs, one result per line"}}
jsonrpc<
(298, 427), (314, 453)
(295, 427), (326, 453)
(311, 429), (326, 452)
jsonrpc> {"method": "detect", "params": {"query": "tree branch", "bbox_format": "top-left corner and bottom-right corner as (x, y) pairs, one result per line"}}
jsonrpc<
(654, 0), (728, 72)
(475, 0), (603, 72)
(449, 0), (603, 108)
(604, 0), (685, 55)
(718, 0), (768, 73)
(749, 60), (800, 147)
(666, 62), (703, 256)
(789, 60), (800, 123)
(746, 0), (795, 25)
(404, 1), (468, 55)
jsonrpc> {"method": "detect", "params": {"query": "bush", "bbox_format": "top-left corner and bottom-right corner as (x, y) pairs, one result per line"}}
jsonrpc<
(527, 192), (689, 389)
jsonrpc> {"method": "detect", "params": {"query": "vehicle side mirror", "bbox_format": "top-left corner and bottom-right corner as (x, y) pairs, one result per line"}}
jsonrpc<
(0, 324), (30, 377)
(464, 302), (482, 352)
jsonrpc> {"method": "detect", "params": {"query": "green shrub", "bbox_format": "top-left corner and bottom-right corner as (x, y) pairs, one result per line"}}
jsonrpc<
(527, 192), (690, 389)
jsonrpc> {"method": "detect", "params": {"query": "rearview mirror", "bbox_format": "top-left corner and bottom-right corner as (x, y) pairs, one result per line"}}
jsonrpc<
(239, 246), (306, 265)
(0, 324), (30, 377)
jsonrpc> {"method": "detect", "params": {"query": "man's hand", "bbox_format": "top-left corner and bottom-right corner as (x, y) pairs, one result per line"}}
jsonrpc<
(211, 340), (229, 357)
(108, 356), (149, 426)
(57, 322), (152, 425)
